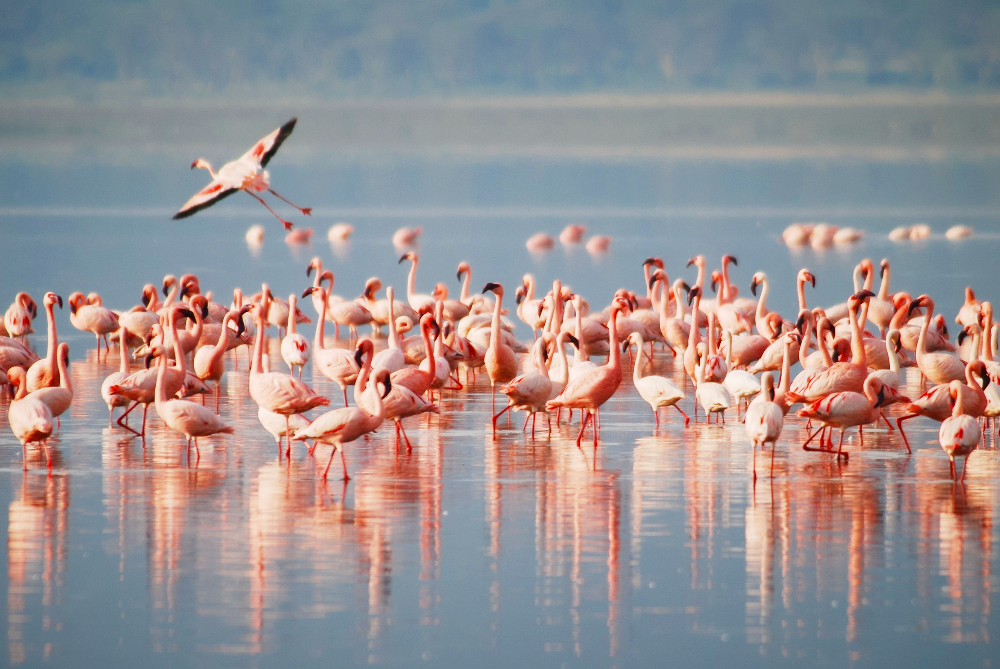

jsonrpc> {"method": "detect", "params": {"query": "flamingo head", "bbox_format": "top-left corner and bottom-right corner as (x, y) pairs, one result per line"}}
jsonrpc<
(880, 258), (890, 277)
(374, 369), (393, 399)
(710, 271), (722, 294)
(482, 282), (502, 296)
(456, 261), (471, 280)
(794, 310), (811, 333)
(67, 292), (87, 315)
(43, 292), (63, 310)
(162, 275), (177, 297)
(799, 269), (816, 288)
(648, 269), (667, 289)
(722, 254), (737, 268)
(355, 339), (374, 367)
(306, 257), (322, 277)
(398, 251), (417, 264)
(686, 255), (704, 269)
(514, 286), (526, 305)
(189, 295), (209, 319)
(687, 285), (702, 306)
(432, 283), (448, 301)
(190, 158), (211, 171)
(749, 272), (766, 296)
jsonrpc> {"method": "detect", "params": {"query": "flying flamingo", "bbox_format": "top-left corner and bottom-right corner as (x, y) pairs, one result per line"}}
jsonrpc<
(939, 380), (980, 482)
(25, 292), (63, 392)
(173, 117), (310, 230)
(482, 282), (519, 435)
(547, 299), (627, 447)
(6, 366), (54, 469)
(744, 372), (784, 479)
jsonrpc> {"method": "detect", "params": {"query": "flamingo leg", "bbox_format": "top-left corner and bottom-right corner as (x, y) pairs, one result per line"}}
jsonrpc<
(960, 455), (969, 483)
(896, 414), (915, 454)
(674, 405), (690, 427)
(246, 191), (293, 230)
(341, 448), (350, 481)
(769, 439), (776, 477)
(576, 412), (592, 448)
(342, 386), (349, 407)
(267, 188), (312, 216)
(879, 412), (894, 431)
(117, 401), (141, 435)
(802, 425), (826, 451)
(752, 440), (757, 480)
(531, 413), (537, 438)
(322, 444), (337, 479)
(654, 408), (660, 428)
(522, 413), (530, 432)
(398, 420), (413, 452)
(835, 429), (847, 459)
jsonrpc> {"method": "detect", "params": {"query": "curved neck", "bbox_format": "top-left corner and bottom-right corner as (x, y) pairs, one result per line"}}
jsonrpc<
(524, 276), (536, 301)
(209, 313), (235, 368)
(694, 260), (705, 290)
(817, 323), (834, 367)
(13, 376), (27, 401)
(632, 337), (644, 384)
(353, 349), (374, 405)
(154, 354), (169, 405)
(491, 290), (504, 348)
(917, 299), (934, 360)
(365, 376), (387, 422)
(163, 281), (178, 308)
(953, 386), (966, 415)
(886, 335), (899, 373)
(983, 311), (993, 361)
(755, 278), (770, 322)
(673, 282), (687, 320)
(574, 301), (587, 363)
(688, 295), (701, 348)
(800, 317), (814, 359)
(721, 262), (733, 300)
(422, 321), (436, 379)
(607, 309), (621, 371)
(796, 276), (808, 312)
(460, 269), (471, 304)
(724, 333), (733, 369)
(169, 314), (187, 374)
(778, 339), (791, 393)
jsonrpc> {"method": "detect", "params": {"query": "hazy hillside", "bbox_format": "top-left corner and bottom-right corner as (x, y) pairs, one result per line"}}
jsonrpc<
(3, 0), (1000, 99)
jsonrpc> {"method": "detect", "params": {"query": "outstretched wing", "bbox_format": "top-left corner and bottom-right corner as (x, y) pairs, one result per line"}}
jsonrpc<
(239, 117), (297, 169)
(173, 180), (239, 219)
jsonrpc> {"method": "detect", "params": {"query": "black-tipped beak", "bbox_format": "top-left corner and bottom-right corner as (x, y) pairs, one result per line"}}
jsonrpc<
(144, 353), (155, 369)
(235, 317), (246, 338)
(380, 376), (392, 399)
(724, 254), (737, 266)
(398, 254), (408, 264)
(687, 286), (699, 307)
(302, 287), (316, 299)
(141, 293), (151, 308)
(55, 295), (63, 309)
(680, 281), (691, 293)
(566, 334), (579, 348)
(831, 347), (841, 363)
(482, 282), (499, 294)
(179, 285), (190, 299)
(642, 257), (656, 266)
(808, 273), (816, 288)
(69, 302), (78, 316)
(941, 324), (949, 337)
(515, 292), (524, 305)
(162, 283), (169, 297)
(853, 289), (876, 300)
(795, 313), (806, 332)
(200, 303), (209, 319)
(648, 275), (657, 289)
(876, 387), (886, 408)
(981, 367), (991, 390)
(686, 257), (696, 268)
(750, 280), (758, 297)
(306, 264), (314, 277)
(711, 276), (719, 294)
(179, 308), (195, 320)
(958, 328), (969, 346)
(456, 268), (463, 281)
(621, 340), (630, 353)
(354, 346), (365, 368)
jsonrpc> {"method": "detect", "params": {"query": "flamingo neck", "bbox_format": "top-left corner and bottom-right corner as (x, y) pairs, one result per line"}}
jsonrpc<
(688, 296), (701, 348)
(154, 353), (169, 406)
(210, 314), (234, 368)
(674, 282), (686, 320)
(287, 296), (297, 335)
(314, 290), (328, 351)
(796, 277), (807, 312)
(491, 290), (504, 348)
(386, 291), (399, 348)
(779, 339), (791, 393)
(877, 265), (891, 300)
(250, 312), (265, 376)
(886, 335), (900, 373)
(755, 278), (770, 323)
(169, 314), (186, 375)
(422, 321), (435, 379)
(57, 349), (71, 392)
(848, 301), (866, 368)
(118, 329), (130, 375)
(721, 262), (733, 302)
(607, 309), (621, 371)
(460, 270), (471, 304)
(953, 386), (966, 416)
(13, 376), (26, 401)
(632, 337), (643, 384)
(44, 302), (58, 363)
(916, 299), (934, 361)
(817, 323), (833, 367)
(163, 282), (177, 308)
(407, 259), (419, 304)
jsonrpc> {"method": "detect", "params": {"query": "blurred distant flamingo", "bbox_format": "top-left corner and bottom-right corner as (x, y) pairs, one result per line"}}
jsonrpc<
(173, 117), (310, 230)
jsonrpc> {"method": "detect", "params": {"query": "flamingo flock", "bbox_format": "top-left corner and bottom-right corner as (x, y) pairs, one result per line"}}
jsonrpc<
(2, 247), (995, 484)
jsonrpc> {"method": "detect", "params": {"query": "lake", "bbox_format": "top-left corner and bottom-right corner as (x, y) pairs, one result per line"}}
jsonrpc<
(0, 101), (999, 666)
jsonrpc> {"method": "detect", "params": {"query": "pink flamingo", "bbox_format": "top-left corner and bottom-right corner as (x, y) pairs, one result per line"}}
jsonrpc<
(151, 346), (233, 459)
(896, 360), (988, 452)
(248, 304), (330, 455)
(6, 366), (54, 469)
(939, 380), (980, 482)
(101, 328), (132, 423)
(25, 292), (63, 392)
(391, 313), (438, 397)
(294, 369), (391, 480)
(547, 299), (626, 447)
(280, 293), (310, 377)
(482, 282), (519, 435)
(303, 286), (362, 406)
(913, 295), (965, 385)
(194, 308), (247, 410)
(173, 117), (310, 230)
(745, 372), (784, 479)
(797, 376), (900, 459)
(29, 343), (73, 427)
(3, 293), (36, 340)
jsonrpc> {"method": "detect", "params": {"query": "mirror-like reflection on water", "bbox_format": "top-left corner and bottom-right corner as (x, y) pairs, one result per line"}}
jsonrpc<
(1, 151), (999, 666)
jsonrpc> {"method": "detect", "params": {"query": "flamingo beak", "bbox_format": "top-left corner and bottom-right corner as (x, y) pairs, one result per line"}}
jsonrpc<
(69, 301), (78, 316)
(381, 376), (392, 399)
(235, 316), (246, 338)
(808, 273), (816, 288)
(686, 257), (696, 268)
(354, 346), (365, 368)
(141, 292), (151, 308)
(179, 308), (195, 320)
(200, 302), (209, 319)
(795, 313), (806, 332)
(189, 160), (198, 169)
(302, 287), (315, 299)
(876, 387), (885, 408)
(958, 328), (969, 346)
(642, 257), (656, 267)
(566, 334), (579, 348)
(144, 353), (155, 369)
(724, 255), (737, 266)
(55, 295), (63, 309)
(307, 264), (314, 277)
(853, 289), (876, 300)
(162, 283), (170, 297)
(398, 254), (408, 264)
(482, 282), (500, 294)
(750, 279), (759, 297)
(711, 277), (719, 294)
(981, 366), (990, 390)
(648, 275), (658, 289)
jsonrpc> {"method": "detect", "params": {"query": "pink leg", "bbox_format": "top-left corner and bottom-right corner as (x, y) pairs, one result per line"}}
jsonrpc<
(268, 188), (312, 216)
(674, 405), (690, 427)
(247, 191), (293, 229)
(575, 412), (592, 447)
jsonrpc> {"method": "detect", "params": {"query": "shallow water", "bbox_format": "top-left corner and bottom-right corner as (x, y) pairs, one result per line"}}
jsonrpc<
(1, 147), (1000, 666)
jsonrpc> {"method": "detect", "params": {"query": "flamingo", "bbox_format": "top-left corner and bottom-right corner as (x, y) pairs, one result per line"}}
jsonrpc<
(913, 295), (966, 385)
(797, 376), (898, 459)
(151, 346), (233, 457)
(694, 343), (732, 423)
(371, 287), (407, 375)
(625, 332), (688, 427)
(392, 226), (422, 248)
(194, 308), (247, 410)
(248, 304), (330, 454)
(939, 380), (980, 482)
(29, 343), (73, 427)
(398, 251), (436, 312)
(500, 336), (554, 437)
(744, 372), (784, 479)
(896, 360), (989, 452)
(559, 224), (586, 244)
(173, 117), (310, 230)
(722, 331), (762, 418)
(749, 272), (790, 340)
(303, 286), (362, 406)
(102, 328), (132, 423)
(280, 293), (310, 377)
(391, 313), (438, 397)
(25, 292), (63, 392)
(547, 299), (627, 447)
(68, 291), (119, 355)
(956, 287), (980, 327)
(483, 282), (520, 435)
(296, 369), (391, 480)
(258, 407), (314, 458)
(356, 342), (438, 451)
(322, 271), (373, 341)
(3, 293), (36, 340)
(6, 366), (54, 469)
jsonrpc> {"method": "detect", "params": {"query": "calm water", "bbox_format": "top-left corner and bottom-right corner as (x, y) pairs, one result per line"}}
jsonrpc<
(1, 142), (1000, 666)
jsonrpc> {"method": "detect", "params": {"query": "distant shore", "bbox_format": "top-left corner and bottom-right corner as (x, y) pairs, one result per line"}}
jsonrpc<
(3, 91), (1000, 163)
